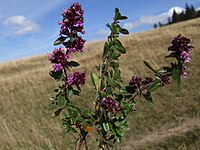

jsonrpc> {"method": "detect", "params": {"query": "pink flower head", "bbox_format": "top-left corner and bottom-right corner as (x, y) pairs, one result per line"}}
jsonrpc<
(59, 2), (84, 35)
(66, 71), (86, 86)
(181, 51), (191, 63)
(101, 97), (122, 114)
(67, 74), (74, 85)
(53, 63), (63, 72)
(129, 76), (142, 89)
(48, 53), (54, 61)
(167, 34), (193, 62)
(182, 71), (188, 79)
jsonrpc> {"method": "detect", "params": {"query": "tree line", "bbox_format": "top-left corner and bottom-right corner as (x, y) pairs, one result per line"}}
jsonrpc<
(154, 3), (200, 28)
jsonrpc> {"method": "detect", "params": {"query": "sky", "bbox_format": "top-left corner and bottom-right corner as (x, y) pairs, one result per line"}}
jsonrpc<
(0, 0), (199, 62)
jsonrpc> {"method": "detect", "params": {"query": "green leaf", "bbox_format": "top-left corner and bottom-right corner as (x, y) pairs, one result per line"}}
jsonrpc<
(105, 77), (115, 87)
(110, 61), (119, 69)
(119, 28), (129, 35)
(49, 97), (55, 104)
(115, 8), (120, 14)
(114, 8), (121, 20)
(148, 79), (161, 92)
(172, 62), (182, 80)
(49, 71), (63, 81)
(156, 67), (172, 76)
(102, 42), (109, 58)
(120, 86), (135, 95)
(103, 123), (110, 133)
(143, 60), (157, 73)
(112, 45), (126, 54)
(112, 52), (121, 60)
(106, 86), (113, 95)
(121, 101), (135, 116)
(114, 70), (120, 80)
(58, 95), (67, 108)
(76, 116), (84, 122)
(95, 65), (100, 71)
(143, 91), (153, 103)
(73, 90), (80, 96)
(54, 36), (67, 45)
(91, 72), (99, 90)
(116, 128), (124, 137)
(122, 122), (129, 131)
(106, 23), (111, 29)
(70, 127), (78, 134)
(119, 16), (128, 20)
(67, 61), (80, 67)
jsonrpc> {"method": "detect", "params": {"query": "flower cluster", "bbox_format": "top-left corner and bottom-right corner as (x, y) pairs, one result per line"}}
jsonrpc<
(48, 47), (71, 72)
(129, 76), (155, 90)
(64, 36), (85, 53)
(66, 71), (86, 86)
(48, 2), (86, 73)
(59, 2), (85, 35)
(168, 34), (193, 62)
(59, 2), (86, 53)
(167, 34), (193, 78)
(101, 97), (122, 114)
(129, 76), (142, 89)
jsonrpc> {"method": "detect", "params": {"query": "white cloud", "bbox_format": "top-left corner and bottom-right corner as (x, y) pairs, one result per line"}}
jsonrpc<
(96, 29), (110, 36)
(124, 7), (185, 30)
(197, 7), (200, 11)
(3, 15), (39, 35)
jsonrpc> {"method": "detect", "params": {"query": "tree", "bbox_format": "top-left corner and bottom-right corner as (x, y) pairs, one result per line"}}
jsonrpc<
(179, 10), (185, 22)
(153, 23), (158, 28)
(158, 22), (163, 27)
(198, 10), (200, 17)
(190, 5), (197, 18)
(167, 17), (172, 25)
(184, 3), (192, 20)
(172, 10), (179, 23)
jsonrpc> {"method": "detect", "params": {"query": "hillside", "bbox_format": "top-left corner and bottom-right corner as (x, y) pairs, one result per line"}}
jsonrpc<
(0, 18), (200, 149)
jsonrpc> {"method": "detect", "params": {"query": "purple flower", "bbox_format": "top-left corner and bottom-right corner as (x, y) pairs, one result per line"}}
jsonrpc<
(66, 71), (86, 86)
(65, 36), (86, 53)
(49, 47), (71, 65)
(57, 2), (86, 55)
(48, 47), (73, 71)
(167, 34), (193, 62)
(181, 51), (191, 63)
(68, 47), (76, 53)
(168, 34), (193, 53)
(81, 30), (85, 34)
(129, 76), (142, 89)
(59, 2), (84, 36)
(48, 53), (54, 61)
(166, 34), (193, 79)
(182, 71), (188, 79)
(67, 74), (74, 85)
(182, 66), (189, 79)
(53, 63), (63, 72)
(101, 97), (122, 114)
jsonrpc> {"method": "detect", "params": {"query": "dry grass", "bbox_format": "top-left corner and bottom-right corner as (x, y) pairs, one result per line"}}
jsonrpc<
(0, 18), (200, 149)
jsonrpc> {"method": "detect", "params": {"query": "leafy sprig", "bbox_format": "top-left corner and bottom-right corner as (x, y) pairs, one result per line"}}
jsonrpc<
(48, 2), (193, 150)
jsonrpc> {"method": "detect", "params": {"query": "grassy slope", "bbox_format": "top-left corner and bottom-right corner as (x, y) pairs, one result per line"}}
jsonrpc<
(0, 18), (200, 149)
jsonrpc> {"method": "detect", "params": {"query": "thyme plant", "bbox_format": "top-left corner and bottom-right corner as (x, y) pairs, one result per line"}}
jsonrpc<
(48, 2), (193, 150)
